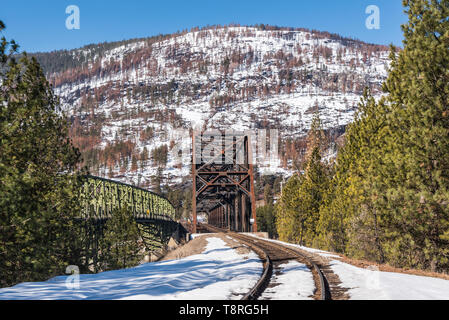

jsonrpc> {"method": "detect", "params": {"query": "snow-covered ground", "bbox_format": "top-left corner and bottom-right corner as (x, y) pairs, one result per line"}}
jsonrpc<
(260, 260), (315, 300)
(329, 259), (449, 300)
(3, 233), (447, 300)
(0, 237), (262, 300)
(247, 234), (449, 300)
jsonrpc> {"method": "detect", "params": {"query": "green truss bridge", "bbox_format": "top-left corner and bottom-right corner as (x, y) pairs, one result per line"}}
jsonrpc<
(79, 175), (185, 256)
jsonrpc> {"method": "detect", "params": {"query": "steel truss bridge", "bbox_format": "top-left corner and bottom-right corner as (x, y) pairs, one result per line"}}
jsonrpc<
(192, 131), (257, 234)
(79, 175), (184, 258)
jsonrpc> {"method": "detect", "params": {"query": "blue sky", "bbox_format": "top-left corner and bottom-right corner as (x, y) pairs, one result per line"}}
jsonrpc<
(1, 0), (408, 53)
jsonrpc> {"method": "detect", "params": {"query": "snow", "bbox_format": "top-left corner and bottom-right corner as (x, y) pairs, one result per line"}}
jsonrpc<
(247, 234), (449, 300)
(260, 260), (315, 300)
(329, 259), (449, 300)
(2, 231), (446, 300)
(0, 237), (262, 300)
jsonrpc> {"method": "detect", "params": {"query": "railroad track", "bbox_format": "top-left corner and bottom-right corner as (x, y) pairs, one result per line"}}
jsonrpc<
(200, 224), (334, 300)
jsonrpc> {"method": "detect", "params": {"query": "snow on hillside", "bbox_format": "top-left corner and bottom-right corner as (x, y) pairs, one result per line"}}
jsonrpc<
(40, 26), (391, 187)
(0, 237), (262, 300)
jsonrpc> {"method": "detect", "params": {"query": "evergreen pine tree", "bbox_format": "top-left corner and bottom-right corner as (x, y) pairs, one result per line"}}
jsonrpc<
(296, 113), (331, 246)
(379, 0), (449, 271)
(319, 0), (449, 271)
(275, 174), (303, 243)
(0, 21), (85, 287)
(276, 112), (330, 246)
(317, 89), (389, 262)
(256, 204), (277, 238)
(98, 207), (144, 271)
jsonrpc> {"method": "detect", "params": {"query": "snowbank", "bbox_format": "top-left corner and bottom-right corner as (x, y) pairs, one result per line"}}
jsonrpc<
(0, 237), (262, 300)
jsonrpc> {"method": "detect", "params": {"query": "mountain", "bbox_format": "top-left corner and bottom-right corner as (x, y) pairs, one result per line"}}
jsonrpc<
(33, 24), (391, 189)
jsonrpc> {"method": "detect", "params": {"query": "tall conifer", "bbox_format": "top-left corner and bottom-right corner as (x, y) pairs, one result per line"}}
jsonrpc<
(0, 21), (85, 286)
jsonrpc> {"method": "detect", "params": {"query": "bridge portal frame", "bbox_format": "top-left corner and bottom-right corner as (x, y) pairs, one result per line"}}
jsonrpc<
(192, 131), (257, 233)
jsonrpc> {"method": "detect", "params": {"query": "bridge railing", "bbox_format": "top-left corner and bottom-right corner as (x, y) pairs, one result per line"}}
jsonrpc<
(79, 175), (175, 221)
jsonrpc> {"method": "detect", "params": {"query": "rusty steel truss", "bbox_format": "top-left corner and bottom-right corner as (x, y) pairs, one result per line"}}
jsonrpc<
(192, 131), (257, 233)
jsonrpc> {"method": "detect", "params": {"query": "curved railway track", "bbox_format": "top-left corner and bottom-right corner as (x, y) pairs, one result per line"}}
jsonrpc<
(201, 224), (337, 300)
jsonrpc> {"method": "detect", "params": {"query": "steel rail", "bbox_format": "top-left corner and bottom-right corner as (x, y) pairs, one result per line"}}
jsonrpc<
(234, 234), (272, 300)
(201, 224), (331, 300)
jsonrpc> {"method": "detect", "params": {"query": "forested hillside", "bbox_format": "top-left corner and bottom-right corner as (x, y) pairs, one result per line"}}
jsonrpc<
(29, 24), (391, 191)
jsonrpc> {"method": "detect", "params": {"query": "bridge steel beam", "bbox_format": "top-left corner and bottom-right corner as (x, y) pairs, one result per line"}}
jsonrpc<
(80, 175), (175, 220)
(192, 131), (257, 233)
(79, 175), (180, 255)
